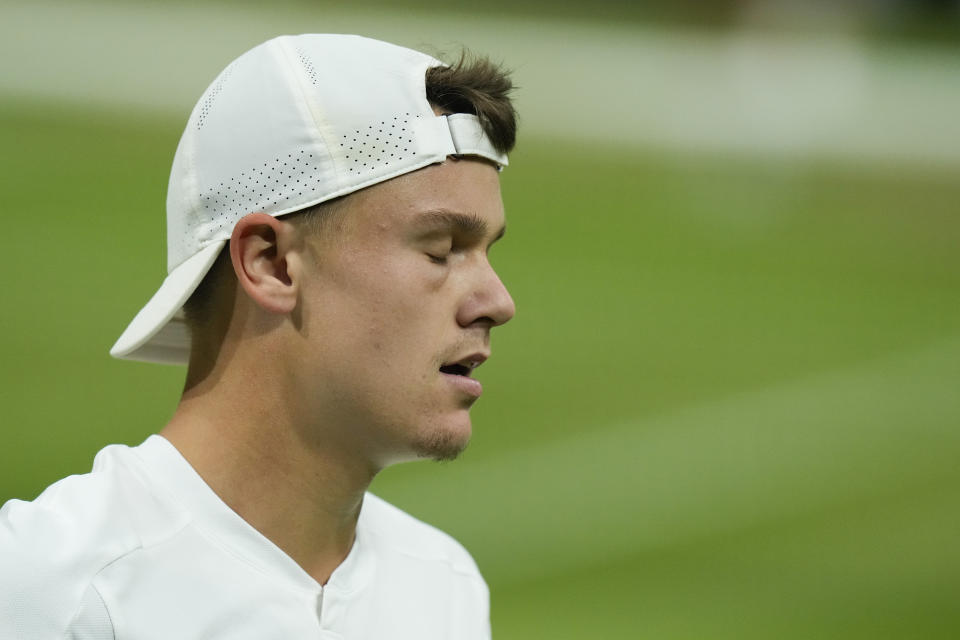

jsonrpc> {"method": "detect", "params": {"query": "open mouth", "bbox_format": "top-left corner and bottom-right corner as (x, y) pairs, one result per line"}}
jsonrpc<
(439, 363), (472, 377)
(439, 354), (487, 398)
(439, 353), (487, 378)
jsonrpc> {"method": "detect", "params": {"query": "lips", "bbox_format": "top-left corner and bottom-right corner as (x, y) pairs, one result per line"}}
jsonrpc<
(439, 352), (487, 398)
(439, 353), (487, 377)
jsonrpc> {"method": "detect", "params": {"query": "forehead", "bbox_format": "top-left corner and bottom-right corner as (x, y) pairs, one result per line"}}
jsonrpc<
(339, 158), (505, 233)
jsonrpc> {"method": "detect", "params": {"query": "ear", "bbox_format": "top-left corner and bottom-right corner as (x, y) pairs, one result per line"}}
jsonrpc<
(229, 212), (300, 315)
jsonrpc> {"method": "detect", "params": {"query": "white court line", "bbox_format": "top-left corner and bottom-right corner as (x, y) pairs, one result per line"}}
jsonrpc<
(1, 0), (960, 168)
(378, 336), (960, 584)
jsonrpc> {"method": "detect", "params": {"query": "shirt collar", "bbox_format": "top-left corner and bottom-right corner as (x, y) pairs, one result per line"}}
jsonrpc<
(132, 434), (375, 595)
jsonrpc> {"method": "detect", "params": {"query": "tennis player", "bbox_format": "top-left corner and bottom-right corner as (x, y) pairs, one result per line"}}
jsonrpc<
(0, 34), (516, 639)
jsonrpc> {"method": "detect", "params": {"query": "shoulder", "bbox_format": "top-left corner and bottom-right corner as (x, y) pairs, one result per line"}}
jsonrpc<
(359, 493), (490, 637)
(0, 442), (180, 639)
(360, 492), (485, 580)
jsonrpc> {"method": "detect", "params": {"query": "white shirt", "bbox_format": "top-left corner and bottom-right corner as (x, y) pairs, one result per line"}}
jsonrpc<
(0, 436), (490, 639)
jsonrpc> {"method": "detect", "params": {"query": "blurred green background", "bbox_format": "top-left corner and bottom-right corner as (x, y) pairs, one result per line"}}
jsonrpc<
(2, 1), (958, 638)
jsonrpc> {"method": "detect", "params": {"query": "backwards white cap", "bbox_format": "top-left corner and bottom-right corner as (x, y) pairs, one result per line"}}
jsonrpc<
(110, 34), (508, 365)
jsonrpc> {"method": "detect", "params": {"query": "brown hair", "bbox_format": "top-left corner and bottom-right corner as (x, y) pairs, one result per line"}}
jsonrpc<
(425, 52), (517, 155)
(183, 52), (517, 351)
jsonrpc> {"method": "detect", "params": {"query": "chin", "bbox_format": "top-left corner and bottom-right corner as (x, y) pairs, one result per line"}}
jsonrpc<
(412, 432), (470, 462)
(410, 416), (473, 462)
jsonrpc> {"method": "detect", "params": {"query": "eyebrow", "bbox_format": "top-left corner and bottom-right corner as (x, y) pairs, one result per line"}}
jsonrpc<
(417, 209), (506, 242)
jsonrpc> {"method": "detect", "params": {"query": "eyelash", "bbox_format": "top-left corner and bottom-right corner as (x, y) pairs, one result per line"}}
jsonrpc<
(427, 239), (499, 265)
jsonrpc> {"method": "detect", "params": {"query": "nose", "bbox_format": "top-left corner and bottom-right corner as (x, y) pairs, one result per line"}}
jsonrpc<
(457, 260), (516, 329)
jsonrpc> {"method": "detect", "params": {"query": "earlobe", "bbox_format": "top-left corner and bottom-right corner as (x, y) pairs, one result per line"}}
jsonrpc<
(229, 212), (299, 315)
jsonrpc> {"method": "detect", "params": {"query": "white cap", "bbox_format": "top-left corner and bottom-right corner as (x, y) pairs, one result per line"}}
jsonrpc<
(110, 34), (509, 365)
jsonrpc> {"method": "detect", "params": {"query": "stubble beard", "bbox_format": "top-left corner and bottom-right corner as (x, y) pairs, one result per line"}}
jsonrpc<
(412, 427), (471, 462)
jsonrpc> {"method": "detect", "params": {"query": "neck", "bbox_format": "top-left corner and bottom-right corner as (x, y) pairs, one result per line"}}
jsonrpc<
(163, 364), (375, 585)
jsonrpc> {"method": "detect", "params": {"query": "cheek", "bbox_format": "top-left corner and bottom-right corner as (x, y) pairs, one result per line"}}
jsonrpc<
(329, 261), (444, 356)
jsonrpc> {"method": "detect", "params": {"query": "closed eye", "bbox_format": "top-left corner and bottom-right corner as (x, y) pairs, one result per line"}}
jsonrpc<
(424, 236), (453, 265)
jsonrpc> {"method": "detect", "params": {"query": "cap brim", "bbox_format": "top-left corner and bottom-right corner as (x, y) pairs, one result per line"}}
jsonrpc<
(110, 241), (226, 365)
